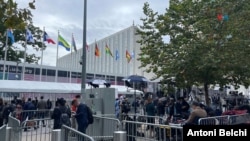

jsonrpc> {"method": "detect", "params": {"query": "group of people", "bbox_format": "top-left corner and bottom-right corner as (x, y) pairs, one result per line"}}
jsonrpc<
(0, 95), (92, 137)
(0, 96), (53, 127)
(51, 95), (90, 134)
(114, 93), (228, 125)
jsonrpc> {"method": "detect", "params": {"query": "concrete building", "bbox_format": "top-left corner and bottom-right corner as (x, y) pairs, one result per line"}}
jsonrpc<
(57, 25), (155, 84)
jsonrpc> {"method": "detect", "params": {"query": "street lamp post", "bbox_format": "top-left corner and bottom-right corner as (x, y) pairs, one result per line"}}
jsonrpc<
(81, 0), (87, 100)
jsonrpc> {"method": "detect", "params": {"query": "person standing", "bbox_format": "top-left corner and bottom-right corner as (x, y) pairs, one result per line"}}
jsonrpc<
(115, 98), (120, 119)
(46, 99), (52, 110)
(72, 99), (88, 134)
(0, 98), (5, 126)
(145, 98), (155, 138)
(51, 98), (71, 129)
(37, 96), (47, 127)
(71, 99), (77, 129)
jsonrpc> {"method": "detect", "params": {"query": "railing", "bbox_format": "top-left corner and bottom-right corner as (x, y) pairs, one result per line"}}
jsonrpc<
(0, 125), (7, 141)
(198, 115), (229, 125)
(121, 120), (183, 141)
(101, 113), (166, 124)
(8, 115), (21, 141)
(20, 118), (53, 141)
(12, 110), (52, 122)
(228, 113), (250, 125)
(61, 125), (95, 141)
(86, 115), (121, 140)
(198, 113), (250, 125)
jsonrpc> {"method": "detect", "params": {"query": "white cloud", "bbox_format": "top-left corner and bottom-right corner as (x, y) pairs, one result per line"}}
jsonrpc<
(15, 0), (169, 66)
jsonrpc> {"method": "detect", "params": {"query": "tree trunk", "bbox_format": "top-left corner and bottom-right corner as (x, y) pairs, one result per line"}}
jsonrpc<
(204, 83), (210, 106)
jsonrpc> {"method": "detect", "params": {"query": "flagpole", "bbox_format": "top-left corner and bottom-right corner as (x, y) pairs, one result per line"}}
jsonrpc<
(133, 25), (136, 75)
(94, 40), (96, 78)
(3, 30), (9, 80)
(22, 28), (28, 80)
(40, 27), (45, 81)
(70, 33), (73, 83)
(56, 30), (59, 82)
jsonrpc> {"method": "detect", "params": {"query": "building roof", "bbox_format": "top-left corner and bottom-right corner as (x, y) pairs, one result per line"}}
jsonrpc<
(0, 80), (143, 94)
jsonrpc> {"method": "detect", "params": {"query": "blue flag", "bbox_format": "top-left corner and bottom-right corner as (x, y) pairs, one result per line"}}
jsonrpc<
(7, 29), (15, 44)
(26, 28), (34, 43)
(131, 51), (135, 59)
(115, 49), (119, 61)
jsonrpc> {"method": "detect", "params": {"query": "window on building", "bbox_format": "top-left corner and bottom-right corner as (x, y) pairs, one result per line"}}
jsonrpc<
(35, 68), (40, 75)
(42, 69), (47, 75)
(58, 70), (68, 77)
(25, 67), (34, 74)
(117, 76), (124, 82)
(47, 69), (56, 76)
(86, 73), (94, 80)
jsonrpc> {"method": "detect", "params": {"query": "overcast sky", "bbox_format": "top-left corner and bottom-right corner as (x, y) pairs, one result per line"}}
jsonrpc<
(16, 0), (169, 66)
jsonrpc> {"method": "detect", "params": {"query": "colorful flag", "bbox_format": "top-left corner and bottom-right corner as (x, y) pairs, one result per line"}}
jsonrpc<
(86, 43), (89, 52)
(72, 35), (77, 52)
(7, 29), (15, 44)
(217, 14), (223, 21)
(131, 51), (135, 59)
(58, 35), (70, 51)
(126, 50), (131, 63)
(105, 44), (113, 57)
(26, 28), (34, 43)
(223, 15), (229, 21)
(43, 32), (55, 44)
(95, 43), (100, 57)
(115, 49), (119, 61)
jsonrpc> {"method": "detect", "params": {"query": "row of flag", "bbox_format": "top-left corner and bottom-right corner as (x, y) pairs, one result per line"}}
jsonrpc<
(6, 28), (79, 52)
(6, 28), (135, 63)
(94, 43), (135, 63)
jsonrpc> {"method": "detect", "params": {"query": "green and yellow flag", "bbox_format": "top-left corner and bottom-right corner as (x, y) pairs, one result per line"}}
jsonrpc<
(105, 44), (113, 57)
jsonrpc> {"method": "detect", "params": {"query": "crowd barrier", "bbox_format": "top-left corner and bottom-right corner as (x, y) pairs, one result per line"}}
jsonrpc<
(102, 113), (166, 124)
(198, 115), (229, 125)
(228, 114), (250, 125)
(20, 118), (53, 141)
(12, 110), (52, 122)
(0, 125), (7, 141)
(61, 125), (94, 141)
(121, 120), (183, 141)
(198, 113), (250, 125)
(86, 115), (120, 140)
(8, 115), (21, 141)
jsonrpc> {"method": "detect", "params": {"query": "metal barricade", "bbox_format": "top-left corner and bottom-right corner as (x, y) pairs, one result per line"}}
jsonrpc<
(8, 115), (21, 141)
(121, 120), (183, 141)
(228, 113), (250, 125)
(12, 110), (52, 122)
(20, 118), (53, 141)
(0, 125), (7, 141)
(198, 115), (229, 125)
(126, 114), (166, 124)
(86, 115), (121, 140)
(61, 125), (95, 141)
(102, 113), (166, 124)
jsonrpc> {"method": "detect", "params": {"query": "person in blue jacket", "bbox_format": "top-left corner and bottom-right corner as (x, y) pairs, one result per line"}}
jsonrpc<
(72, 99), (89, 134)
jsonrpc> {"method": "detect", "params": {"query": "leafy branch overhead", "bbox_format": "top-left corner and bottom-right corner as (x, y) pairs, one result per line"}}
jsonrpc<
(0, 0), (44, 64)
(137, 0), (250, 105)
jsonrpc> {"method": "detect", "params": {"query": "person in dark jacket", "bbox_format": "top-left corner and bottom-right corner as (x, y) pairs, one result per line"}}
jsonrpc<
(176, 97), (190, 119)
(51, 98), (71, 129)
(72, 99), (89, 134)
(145, 98), (155, 138)
(0, 98), (5, 126)
(23, 98), (37, 131)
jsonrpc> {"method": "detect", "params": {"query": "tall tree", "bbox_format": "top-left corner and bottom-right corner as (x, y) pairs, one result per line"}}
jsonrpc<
(137, 0), (250, 105)
(0, 0), (44, 64)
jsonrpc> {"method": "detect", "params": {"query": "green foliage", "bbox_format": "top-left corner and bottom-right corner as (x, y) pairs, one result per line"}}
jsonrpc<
(137, 0), (250, 104)
(0, 0), (44, 64)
